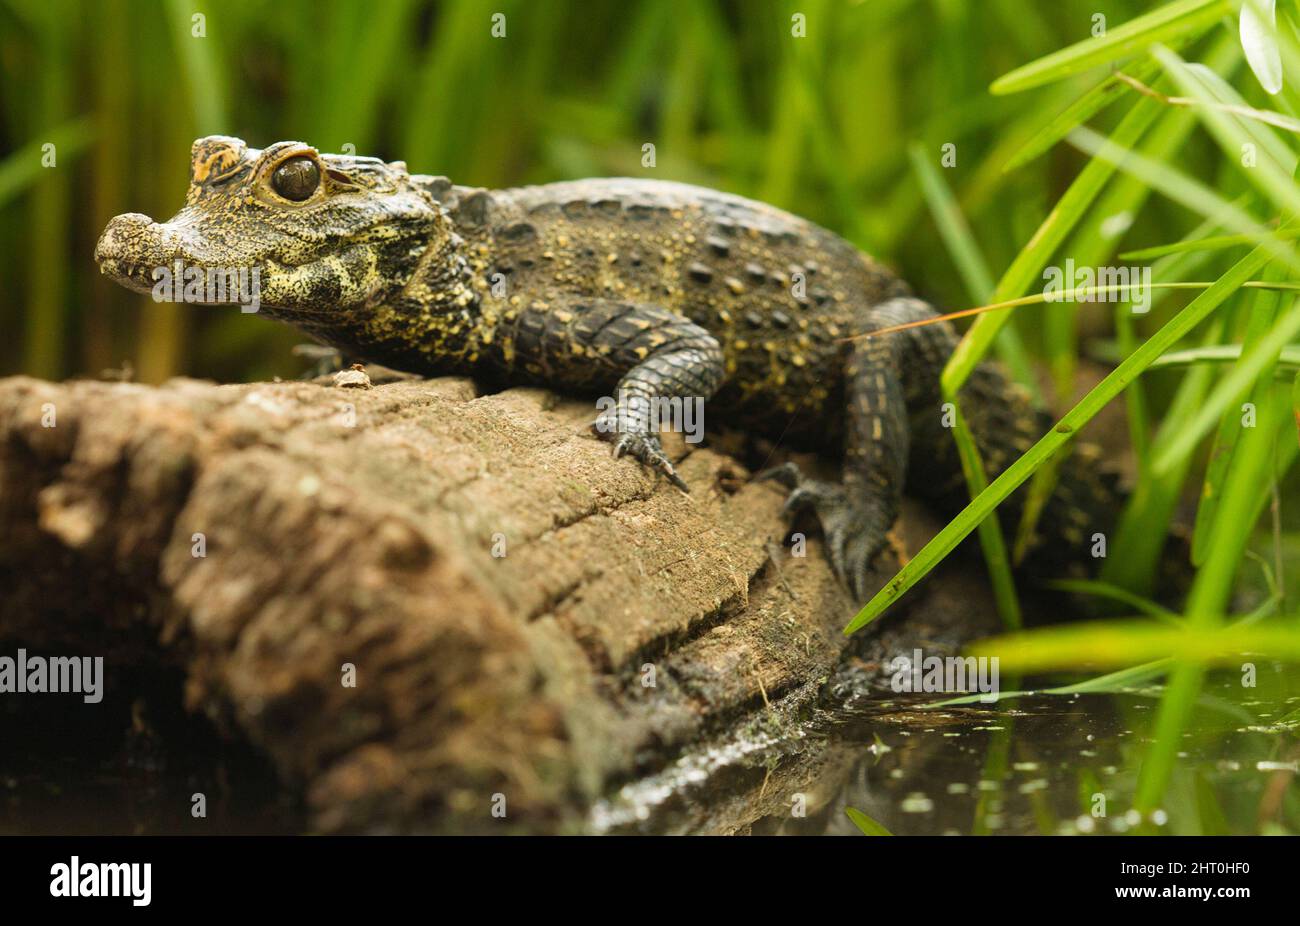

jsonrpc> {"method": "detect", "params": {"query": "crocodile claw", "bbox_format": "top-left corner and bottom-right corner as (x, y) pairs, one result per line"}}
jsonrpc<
(592, 419), (690, 492)
(757, 461), (890, 601)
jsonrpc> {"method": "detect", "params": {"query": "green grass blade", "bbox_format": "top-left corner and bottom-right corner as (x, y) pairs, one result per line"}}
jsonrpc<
(949, 27), (1237, 404)
(0, 119), (93, 211)
(1004, 56), (1166, 171)
(165, 0), (228, 133)
(943, 50), (1232, 398)
(1190, 264), (1287, 563)
(926, 659), (1172, 707)
(1012, 58), (1229, 554)
(1153, 45), (1300, 218)
(941, 100), (1151, 392)
(1068, 125), (1300, 273)
(1149, 344), (1300, 373)
(929, 81), (1206, 604)
(1102, 316), (1250, 597)
(1293, 369), (1300, 443)
(1137, 391), (1296, 815)
(1043, 579), (1182, 623)
(950, 403), (1022, 629)
(1151, 294), (1300, 474)
(933, 584), (1283, 708)
(907, 143), (995, 300)
(906, 142), (1040, 392)
(845, 238), (1276, 635)
(990, 0), (1229, 95)
(845, 807), (894, 836)
(1120, 228), (1298, 261)
(1114, 210), (1240, 474)
(316, 0), (417, 150)
(907, 142), (1022, 628)
(968, 619), (1300, 669)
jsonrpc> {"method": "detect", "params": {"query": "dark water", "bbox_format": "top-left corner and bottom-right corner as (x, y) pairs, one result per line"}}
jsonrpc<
(0, 665), (300, 835)
(2, 660), (1296, 835)
(593, 665), (1300, 835)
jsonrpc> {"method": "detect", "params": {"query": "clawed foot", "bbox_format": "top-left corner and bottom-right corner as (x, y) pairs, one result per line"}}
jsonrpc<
(758, 462), (891, 601)
(592, 417), (690, 492)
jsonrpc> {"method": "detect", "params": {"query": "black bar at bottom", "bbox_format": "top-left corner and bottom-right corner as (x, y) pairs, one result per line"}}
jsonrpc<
(0, 835), (1284, 912)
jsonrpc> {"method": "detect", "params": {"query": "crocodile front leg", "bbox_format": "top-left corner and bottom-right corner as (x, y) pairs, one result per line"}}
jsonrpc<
(495, 298), (724, 491)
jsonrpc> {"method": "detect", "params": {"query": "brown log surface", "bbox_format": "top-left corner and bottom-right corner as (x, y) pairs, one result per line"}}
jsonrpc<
(1, 372), (963, 832)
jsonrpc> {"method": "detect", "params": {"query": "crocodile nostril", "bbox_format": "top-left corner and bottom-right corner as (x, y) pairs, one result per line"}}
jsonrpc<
(94, 212), (159, 264)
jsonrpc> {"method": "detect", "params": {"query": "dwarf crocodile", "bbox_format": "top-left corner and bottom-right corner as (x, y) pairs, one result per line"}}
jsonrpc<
(95, 136), (1114, 599)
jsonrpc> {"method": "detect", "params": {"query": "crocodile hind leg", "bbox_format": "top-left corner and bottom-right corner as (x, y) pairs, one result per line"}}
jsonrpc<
(765, 297), (954, 600)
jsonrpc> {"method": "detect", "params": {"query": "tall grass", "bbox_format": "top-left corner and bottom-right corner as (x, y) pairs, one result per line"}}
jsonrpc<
(845, 0), (1300, 827)
(0, 0), (1214, 382)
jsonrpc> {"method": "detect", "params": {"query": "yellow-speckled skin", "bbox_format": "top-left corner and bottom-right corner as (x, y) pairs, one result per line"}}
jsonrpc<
(96, 137), (1120, 598)
(436, 177), (908, 436)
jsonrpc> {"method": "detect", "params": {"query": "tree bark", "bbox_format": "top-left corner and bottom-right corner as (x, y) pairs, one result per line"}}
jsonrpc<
(0, 373), (997, 833)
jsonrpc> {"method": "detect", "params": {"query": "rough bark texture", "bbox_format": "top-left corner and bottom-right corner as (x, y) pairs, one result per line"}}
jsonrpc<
(2, 372), (966, 832)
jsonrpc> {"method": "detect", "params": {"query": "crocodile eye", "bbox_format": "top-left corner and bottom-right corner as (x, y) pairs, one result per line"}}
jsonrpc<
(271, 157), (320, 201)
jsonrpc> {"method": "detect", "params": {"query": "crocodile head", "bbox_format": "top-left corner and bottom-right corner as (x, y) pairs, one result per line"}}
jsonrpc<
(95, 136), (448, 325)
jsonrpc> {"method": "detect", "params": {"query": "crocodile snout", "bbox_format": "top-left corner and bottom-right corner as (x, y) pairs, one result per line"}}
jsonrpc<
(95, 212), (156, 262)
(95, 212), (177, 293)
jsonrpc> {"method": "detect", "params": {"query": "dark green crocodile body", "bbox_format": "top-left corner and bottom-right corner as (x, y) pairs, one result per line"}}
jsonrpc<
(95, 137), (1114, 599)
(422, 176), (909, 442)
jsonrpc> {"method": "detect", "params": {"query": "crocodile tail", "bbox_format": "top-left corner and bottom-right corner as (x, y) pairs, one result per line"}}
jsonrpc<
(906, 361), (1126, 578)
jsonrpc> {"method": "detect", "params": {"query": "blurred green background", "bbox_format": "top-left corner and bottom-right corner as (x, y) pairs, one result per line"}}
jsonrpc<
(1, 0), (1184, 386)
